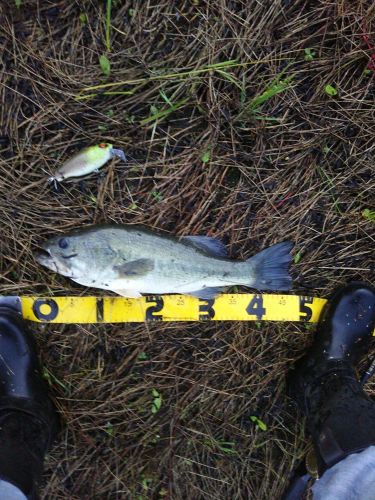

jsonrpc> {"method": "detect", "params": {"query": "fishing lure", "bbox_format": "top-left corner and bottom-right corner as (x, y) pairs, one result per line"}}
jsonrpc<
(48, 143), (126, 186)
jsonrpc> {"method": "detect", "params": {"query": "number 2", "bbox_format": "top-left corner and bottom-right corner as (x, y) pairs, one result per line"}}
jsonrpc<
(145, 296), (164, 321)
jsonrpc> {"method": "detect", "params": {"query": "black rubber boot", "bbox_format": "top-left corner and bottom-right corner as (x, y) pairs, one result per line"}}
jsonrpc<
(0, 306), (59, 498)
(288, 281), (375, 475)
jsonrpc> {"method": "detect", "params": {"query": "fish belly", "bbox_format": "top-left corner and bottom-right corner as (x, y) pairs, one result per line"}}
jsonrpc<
(103, 260), (240, 295)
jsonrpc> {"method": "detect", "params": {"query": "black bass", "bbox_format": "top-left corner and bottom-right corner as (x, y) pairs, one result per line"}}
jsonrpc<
(35, 225), (293, 299)
(48, 143), (126, 183)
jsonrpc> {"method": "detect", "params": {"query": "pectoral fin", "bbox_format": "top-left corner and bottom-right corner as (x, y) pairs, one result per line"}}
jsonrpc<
(112, 289), (142, 298)
(113, 258), (154, 278)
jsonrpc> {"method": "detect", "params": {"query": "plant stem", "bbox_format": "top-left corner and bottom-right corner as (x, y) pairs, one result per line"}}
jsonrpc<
(106, 0), (112, 52)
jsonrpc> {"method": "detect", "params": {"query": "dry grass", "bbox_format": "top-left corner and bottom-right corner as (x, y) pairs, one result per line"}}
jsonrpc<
(0, 0), (374, 498)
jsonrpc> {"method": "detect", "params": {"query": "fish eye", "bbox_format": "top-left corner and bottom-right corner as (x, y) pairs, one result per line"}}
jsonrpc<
(99, 143), (107, 148)
(58, 238), (69, 249)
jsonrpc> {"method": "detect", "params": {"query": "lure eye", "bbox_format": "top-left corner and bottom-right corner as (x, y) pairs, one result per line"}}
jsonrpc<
(99, 143), (107, 148)
(58, 238), (69, 249)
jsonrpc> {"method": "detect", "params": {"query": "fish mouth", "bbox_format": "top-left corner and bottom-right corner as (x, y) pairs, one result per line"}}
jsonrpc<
(34, 247), (73, 276)
(35, 247), (58, 272)
(35, 247), (53, 265)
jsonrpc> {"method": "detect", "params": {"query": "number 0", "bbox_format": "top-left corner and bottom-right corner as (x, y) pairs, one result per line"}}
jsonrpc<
(32, 299), (59, 321)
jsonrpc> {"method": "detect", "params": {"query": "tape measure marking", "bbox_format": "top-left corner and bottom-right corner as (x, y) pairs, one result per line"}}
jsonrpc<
(13, 294), (329, 324)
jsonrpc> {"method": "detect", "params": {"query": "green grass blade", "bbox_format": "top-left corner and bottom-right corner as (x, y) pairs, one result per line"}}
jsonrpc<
(159, 89), (173, 106)
(316, 165), (342, 214)
(140, 98), (189, 125)
(103, 91), (134, 95)
(81, 60), (242, 92)
(215, 69), (243, 90)
(99, 55), (111, 76)
(248, 76), (293, 110)
(362, 209), (375, 221)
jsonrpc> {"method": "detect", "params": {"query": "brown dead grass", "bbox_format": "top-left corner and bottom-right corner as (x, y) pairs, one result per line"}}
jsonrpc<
(0, 0), (374, 498)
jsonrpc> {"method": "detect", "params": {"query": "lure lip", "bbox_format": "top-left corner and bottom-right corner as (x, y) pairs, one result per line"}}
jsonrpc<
(110, 147), (127, 162)
(47, 176), (61, 191)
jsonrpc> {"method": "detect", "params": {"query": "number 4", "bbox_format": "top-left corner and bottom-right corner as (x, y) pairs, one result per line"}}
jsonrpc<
(246, 295), (266, 320)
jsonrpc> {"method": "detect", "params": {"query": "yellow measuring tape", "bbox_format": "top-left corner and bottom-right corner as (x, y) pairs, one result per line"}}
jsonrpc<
(1, 294), (328, 324)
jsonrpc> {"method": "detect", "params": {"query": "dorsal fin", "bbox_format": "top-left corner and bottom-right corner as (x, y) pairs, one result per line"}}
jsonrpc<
(181, 236), (227, 258)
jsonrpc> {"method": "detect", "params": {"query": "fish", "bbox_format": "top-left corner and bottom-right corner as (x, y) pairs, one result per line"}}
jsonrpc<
(48, 143), (126, 184)
(35, 225), (293, 299)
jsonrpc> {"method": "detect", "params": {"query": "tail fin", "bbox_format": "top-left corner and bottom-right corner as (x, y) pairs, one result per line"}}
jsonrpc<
(248, 241), (293, 291)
